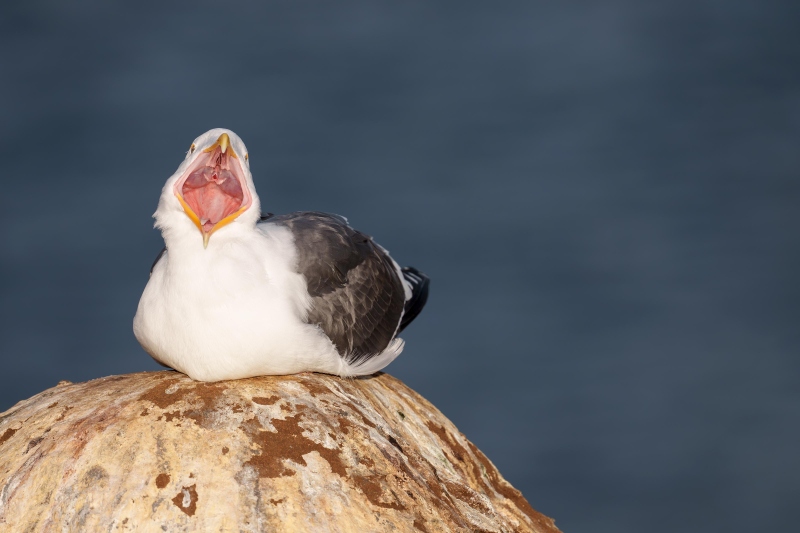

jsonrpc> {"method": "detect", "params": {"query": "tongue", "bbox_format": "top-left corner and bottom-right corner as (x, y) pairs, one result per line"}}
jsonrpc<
(182, 166), (244, 230)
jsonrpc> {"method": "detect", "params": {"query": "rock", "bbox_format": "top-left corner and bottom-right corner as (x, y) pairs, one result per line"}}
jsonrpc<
(0, 371), (560, 532)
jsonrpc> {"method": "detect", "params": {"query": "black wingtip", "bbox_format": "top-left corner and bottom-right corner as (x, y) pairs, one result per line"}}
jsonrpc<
(398, 266), (430, 333)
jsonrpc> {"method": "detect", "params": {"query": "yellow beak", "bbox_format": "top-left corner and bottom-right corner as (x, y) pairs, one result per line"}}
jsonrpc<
(203, 132), (237, 158)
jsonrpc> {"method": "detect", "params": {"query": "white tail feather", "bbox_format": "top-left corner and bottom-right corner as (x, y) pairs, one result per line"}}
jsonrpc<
(338, 338), (405, 377)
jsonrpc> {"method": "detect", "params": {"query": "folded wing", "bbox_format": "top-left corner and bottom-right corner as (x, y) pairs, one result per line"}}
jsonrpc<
(266, 212), (408, 366)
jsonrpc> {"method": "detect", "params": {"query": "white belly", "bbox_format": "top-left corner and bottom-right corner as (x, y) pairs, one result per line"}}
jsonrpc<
(133, 230), (342, 381)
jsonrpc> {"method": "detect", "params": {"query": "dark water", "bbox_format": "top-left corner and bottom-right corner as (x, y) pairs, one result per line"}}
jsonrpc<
(1, 2), (798, 531)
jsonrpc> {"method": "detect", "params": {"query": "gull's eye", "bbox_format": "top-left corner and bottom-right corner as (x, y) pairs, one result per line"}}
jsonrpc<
(245, 153), (249, 162)
(189, 143), (196, 154)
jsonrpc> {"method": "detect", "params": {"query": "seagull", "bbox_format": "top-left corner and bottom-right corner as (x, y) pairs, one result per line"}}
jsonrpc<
(133, 128), (429, 382)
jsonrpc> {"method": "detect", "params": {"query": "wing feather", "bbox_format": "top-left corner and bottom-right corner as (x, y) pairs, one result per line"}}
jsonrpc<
(267, 212), (406, 364)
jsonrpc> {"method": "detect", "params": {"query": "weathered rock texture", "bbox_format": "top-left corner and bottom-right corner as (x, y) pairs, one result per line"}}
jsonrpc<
(0, 371), (559, 532)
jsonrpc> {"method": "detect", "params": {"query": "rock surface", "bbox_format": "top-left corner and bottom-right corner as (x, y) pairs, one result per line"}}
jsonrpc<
(0, 371), (560, 532)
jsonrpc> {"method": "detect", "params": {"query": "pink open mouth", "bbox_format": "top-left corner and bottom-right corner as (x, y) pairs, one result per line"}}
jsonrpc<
(174, 134), (252, 246)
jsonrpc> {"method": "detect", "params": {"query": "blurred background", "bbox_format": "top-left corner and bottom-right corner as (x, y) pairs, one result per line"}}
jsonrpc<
(1, 1), (798, 531)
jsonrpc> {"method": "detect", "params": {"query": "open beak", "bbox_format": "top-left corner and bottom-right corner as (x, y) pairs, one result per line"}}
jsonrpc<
(173, 133), (252, 247)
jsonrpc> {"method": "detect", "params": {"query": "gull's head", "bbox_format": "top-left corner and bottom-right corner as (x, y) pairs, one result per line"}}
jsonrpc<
(155, 128), (260, 248)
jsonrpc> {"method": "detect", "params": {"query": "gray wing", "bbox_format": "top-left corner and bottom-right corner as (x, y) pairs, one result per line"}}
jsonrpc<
(267, 212), (407, 365)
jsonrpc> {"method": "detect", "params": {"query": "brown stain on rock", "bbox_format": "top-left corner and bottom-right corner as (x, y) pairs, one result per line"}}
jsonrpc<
(138, 379), (229, 429)
(184, 383), (229, 428)
(352, 475), (406, 511)
(413, 518), (430, 532)
(252, 395), (279, 405)
(425, 420), (450, 442)
(426, 421), (467, 463)
(335, 416), (353, 435)
(55, 406), (73, 422)
(390, 447), (470, 530)
(158, 411), (181, 423)
(443, 480), (492, 515)
(243, 413), (347, 479)
(0, 427), (17, 446)
(221, 446), (229, 455)
(299, 378), (331, 397)
(138, 379), (188, 409)
(155, 473), (170, 489)
(171, 484), (198, 516)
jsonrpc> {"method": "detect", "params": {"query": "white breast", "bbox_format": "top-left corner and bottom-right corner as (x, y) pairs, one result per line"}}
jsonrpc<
(133, 224), (342, 381)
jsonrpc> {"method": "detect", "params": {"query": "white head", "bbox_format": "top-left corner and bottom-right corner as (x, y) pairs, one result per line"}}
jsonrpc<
(154, 128), (261, 249)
